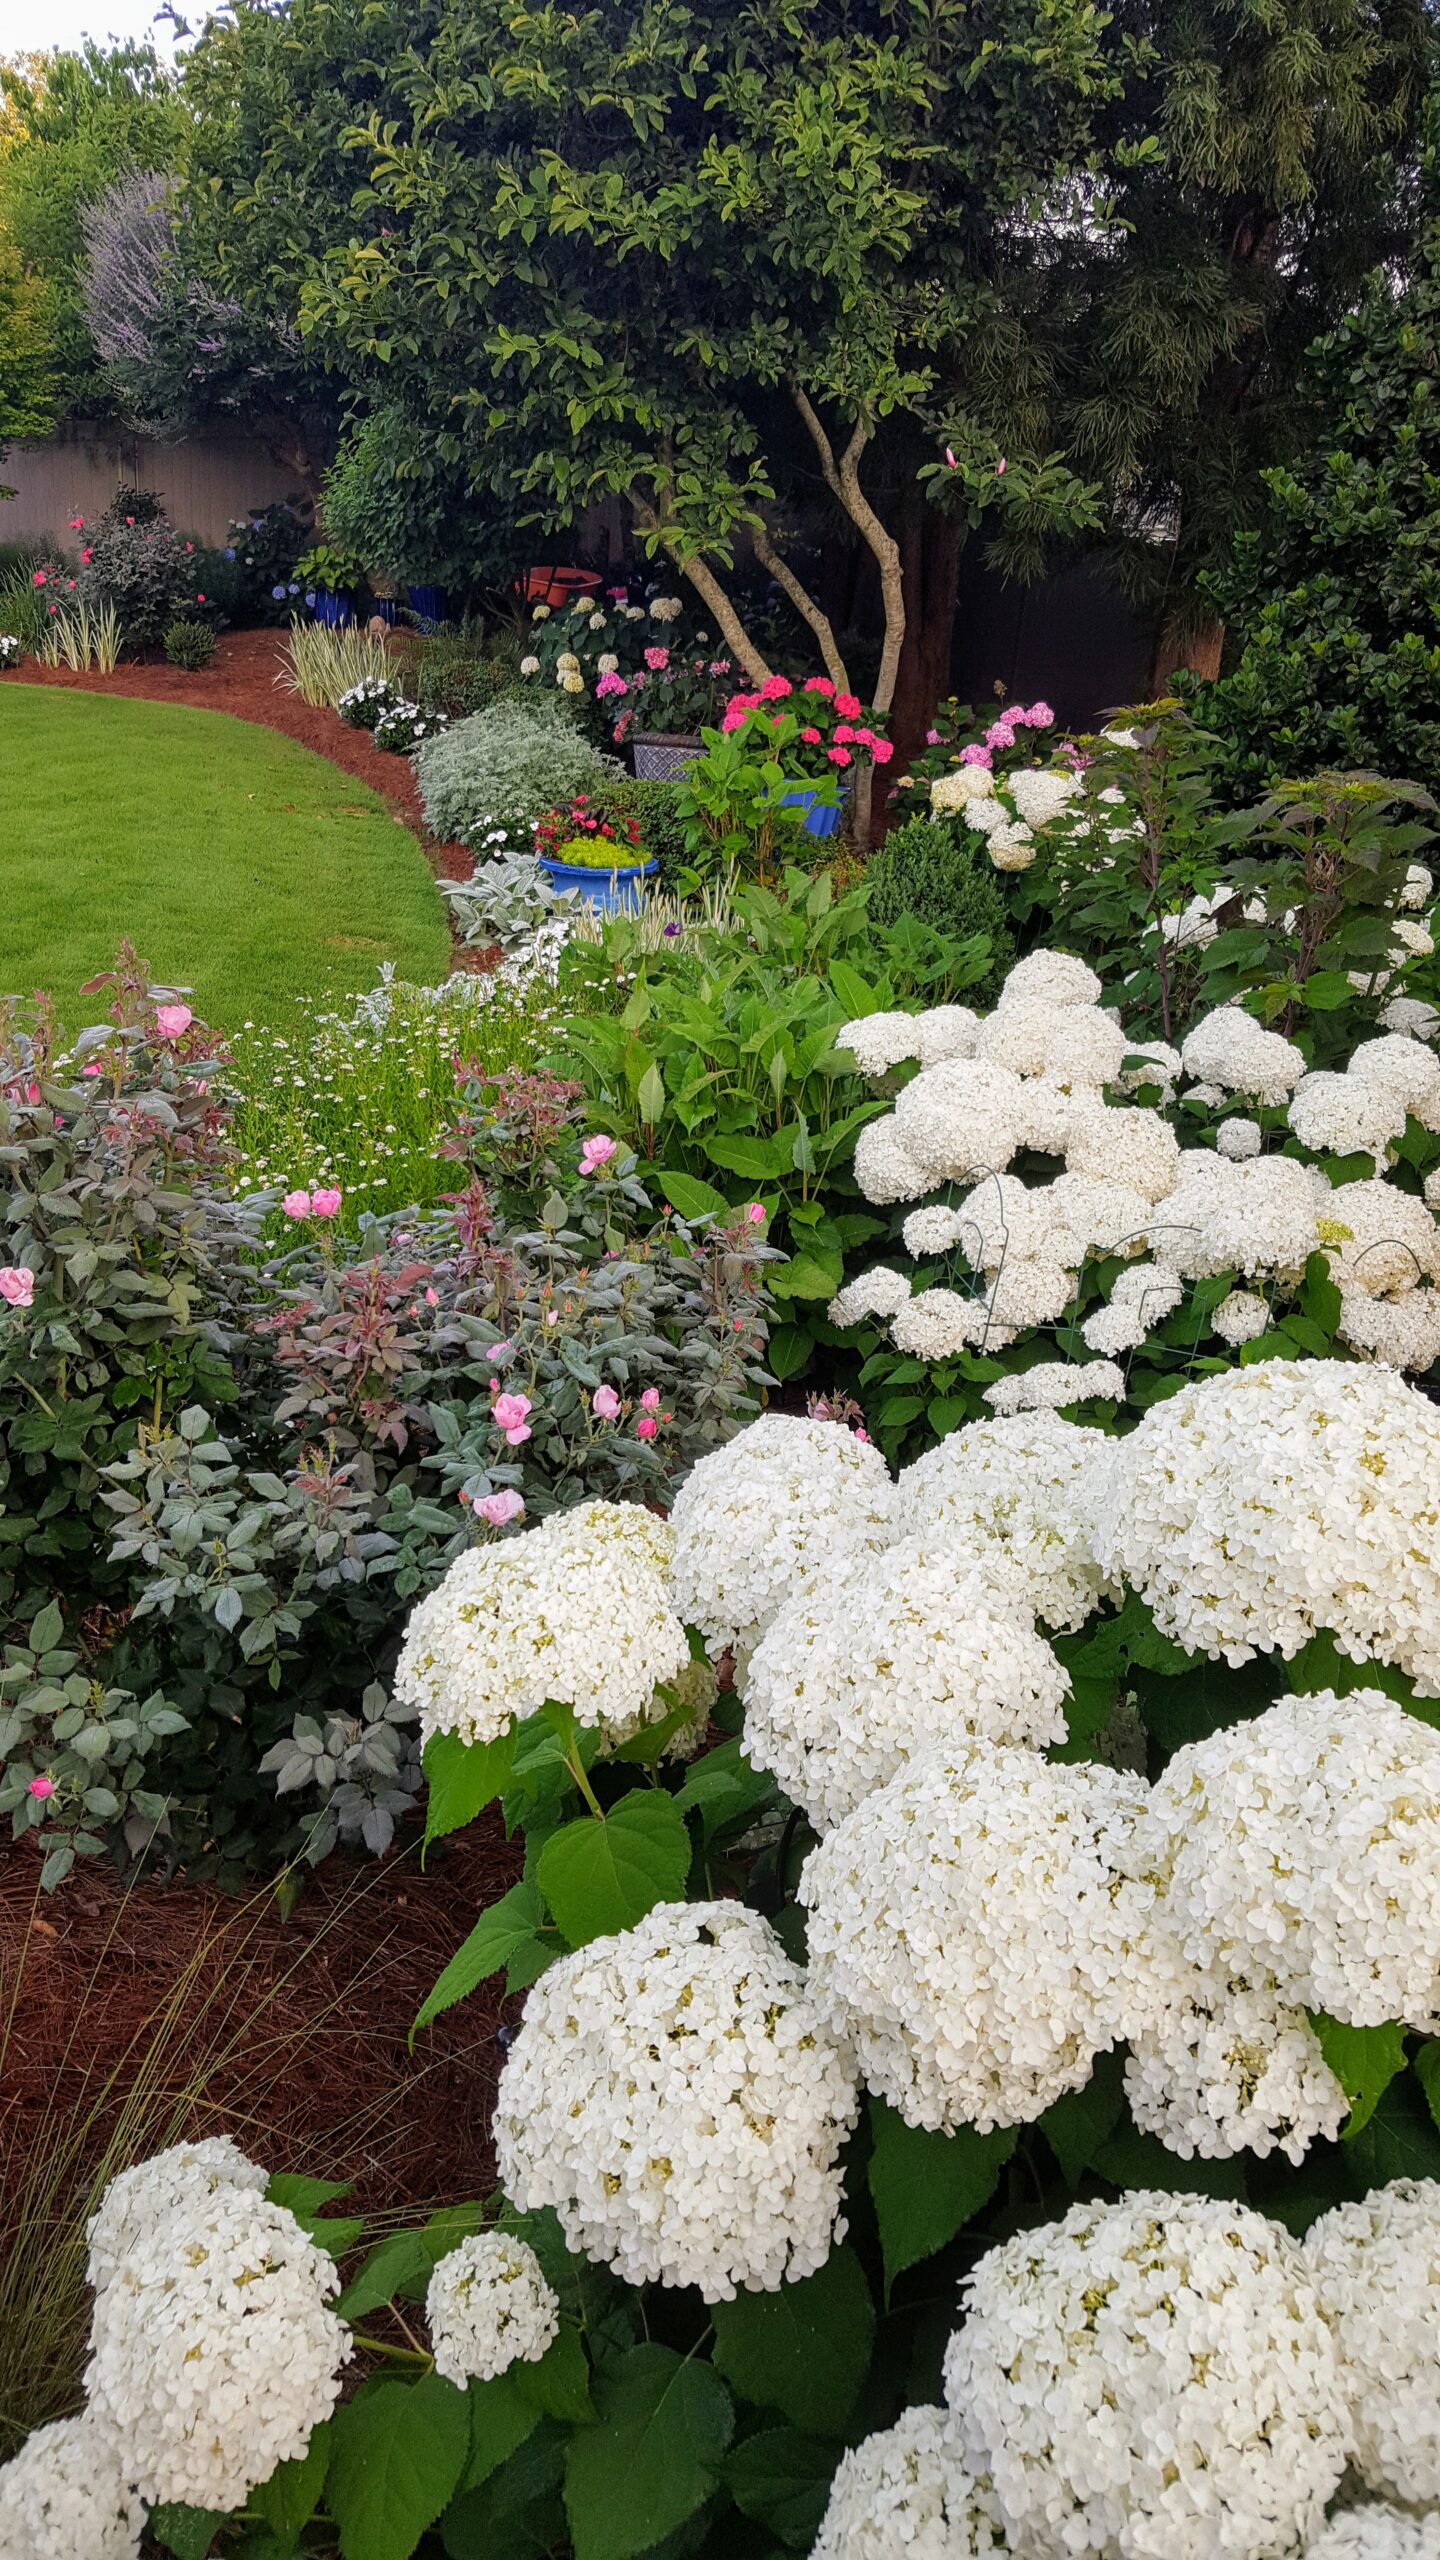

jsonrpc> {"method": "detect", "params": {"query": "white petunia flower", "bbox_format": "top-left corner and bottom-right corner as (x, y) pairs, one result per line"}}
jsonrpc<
(811, 2407), (1008, 2559)
(493, 1900), (858, 2298)
(425, 2232), (559, 2386)
(667, 1414), (894, 1654)
(0, 2415), (144, 2560)
(1305, 2180), (1440, 2505)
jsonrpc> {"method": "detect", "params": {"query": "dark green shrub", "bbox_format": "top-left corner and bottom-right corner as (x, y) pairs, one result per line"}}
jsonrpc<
(600, 777), (691, 889)
(162, 616), (216, 670)
(864, 814), (1014, 999)
(80, 505), (211, 650)
(411, 618), (519, 719)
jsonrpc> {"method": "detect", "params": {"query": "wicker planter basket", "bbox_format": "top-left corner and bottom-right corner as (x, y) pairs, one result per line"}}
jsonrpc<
(631, 731), (704, 782)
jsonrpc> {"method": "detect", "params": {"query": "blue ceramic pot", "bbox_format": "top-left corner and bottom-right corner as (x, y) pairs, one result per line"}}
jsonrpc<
(311, 589), (354, 628)
(539, 853), (658, 914)
(779, 785), (844, 838)
(406, 584), (448, 630)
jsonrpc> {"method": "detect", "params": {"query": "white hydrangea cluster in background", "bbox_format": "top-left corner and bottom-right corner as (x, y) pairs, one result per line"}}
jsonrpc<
(894, 1412), (1117, 1630)
(1305, 2179), (1440, 2504)
(394, 1496), (689, 1745)
(800, 1744), (1157, 2132)
(425, 2231), (559, 2386)
(1124, 1953), (1346, 2165)
(0, 2414), (144, 2560)
(811, 2407), (1009, 2559)
(667, 1413), (894, 1653)
(943, 2192), (1351, 2560)
(1304, 2514), (1440, 2558)
(830, 940), (1440, 1391)
(492, 1899), (859, 2299)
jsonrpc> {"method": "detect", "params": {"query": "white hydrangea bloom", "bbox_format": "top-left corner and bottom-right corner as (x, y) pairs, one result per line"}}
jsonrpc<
(1115, 1037), (1182, 1098)
(945, 2194), (1350, 2560)
(893, 1059), (1025, 1181)
(946, 1171), (1078, 1271)
(999, 949), (1102, 1010)
(1045, 1171), (1155, 1256)
(1064, 1099), (1181, 1201)
(1336, 1286), (1440, 1370)
(801, 1744), (1156, 2131)
(811, 2407), (1008, 2560)
(0, 2415), (144, 2560)
(493, 1900), (857, 2298)
(1382, 994), (1440, 1040)
(1082, 1263), (1182, 1354)
(974, 998), (1058, 1077)
(1305, 2181), (1440, 2503)
(891, 1288), (1014, 1357)
(1008, 765), (1084, 828)
(1303, 2513), (1440, 2559)
(853, 1112), (934, 1204)
(1094, 1360), (1440, 1686)
(1216, 1115), (1264, 1159)
(1015, 1074), (1080, 1153)
(1347, 1033), (1440, 1130)
(1391, 916), (1435, 961)
(1181, 1008), (1307, 1103)
(983, 1358), (1125, 1412)
(897, 1413), (1117, 1630)
(1152, 1688), (1440, 2026)
(1124, 1945), (1345, 2163)
(1151, 1152), (1319, 1278)
(1316, 1177), (1440, 1294)
(395, 1503), (688, 1747)
(1289, 1070), (1408, 1166)
(904, 1203), (971, 1257)
(984, 1255), (1078, 1331)
(425, 2232), (559, 2386)
(827, 1264), (913, 1325)
(87, 2136), (268, 2298)
(742, 1533), (1069, 1830)
(1402, 861), (1434, 909)
(837, 1011), (928, 1076)
(931, 766), (997, 813)
(85, 2185), (351, 2511)
(668, 1414), (894, 1653)
(914, 1005), (982, 1063)
(1212, 1287), (1272, 1345)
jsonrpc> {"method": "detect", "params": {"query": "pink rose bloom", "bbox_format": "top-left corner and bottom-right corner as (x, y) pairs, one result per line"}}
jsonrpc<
(578, 1133), (617, 1177)
(759, 674), (793, 700)
(636, 1415), (658, 1439)
(959, 744), (993, 768)
(27, 1775), (55, 1800)
(310, 1188), (343, 1218)
(639, 1386), (662, 1411)
(592, 1384), (622, 1420)
(492, 1391), (532, 1447)
(834, 693), (863, 718)
(0, 1267), (34, 1308)
(744, 1202), (765, 1225)
(478, 1489), (525, 1526)
(806, 676), (836, 699)
(32, 570), (46, 588)
(643, 646), (670, 672)
(281, 1190), (312, 1221)
(81, 548), (92, 565)
(595, 670), (628, 698)
(155, 1003), (193, 1040)
(827, 746), (852, 767)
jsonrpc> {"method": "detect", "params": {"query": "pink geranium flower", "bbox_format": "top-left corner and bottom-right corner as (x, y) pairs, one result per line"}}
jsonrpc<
(310, 1188), (343, 1219)
(155, 1003), (193, 1039)
(578, 1134), (617, 1177)
(477, 1489), (525, 1526)
(492, 1391), (532, 1446)
(281, 1190), (312, 1221)
(592, 1384), (622, 1420)
(0, 1267), (34, 1307)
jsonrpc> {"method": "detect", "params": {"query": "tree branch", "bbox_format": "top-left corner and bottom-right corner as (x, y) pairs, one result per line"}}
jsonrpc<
(751, 519), (851, 694)
(631, 491), (771, 687)
(791, 385), (906, 717)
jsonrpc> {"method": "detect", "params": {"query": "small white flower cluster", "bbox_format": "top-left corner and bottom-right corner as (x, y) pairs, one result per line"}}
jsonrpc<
(811, 2407), (1008, 2559)
(492, 1899), (859, 2298)
(800, 1743), (1157, 2132)
(1305, 2178), (1440, 2506)
(1124, 1954), (1347, 2164)
(0, 2415), (144, 2560)
(395, 1496), (690, 1746)
(667, 1414), (894, 1653)
(1304, 2517), (1440, 2560)
(86, 2133), (269, 2296)
(943, 2192), (1351, 2560)
(895, 1411), (1118, 1630)
(929, 760), (1084, 870)
(983, 1356), (1126, 1412)
(425, 2231), (559, 2385)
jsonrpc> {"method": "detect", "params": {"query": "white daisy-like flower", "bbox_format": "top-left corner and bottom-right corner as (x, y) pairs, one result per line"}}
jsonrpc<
(425, 2232), (560, 2386)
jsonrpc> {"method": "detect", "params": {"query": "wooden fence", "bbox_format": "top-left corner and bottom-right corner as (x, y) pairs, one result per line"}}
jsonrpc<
(1, 425), (302, 549)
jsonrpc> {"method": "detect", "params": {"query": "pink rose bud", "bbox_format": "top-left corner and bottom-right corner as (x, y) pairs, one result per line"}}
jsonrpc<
(310, 1187), (343, 1218)
(28, 1774), (55, 1799)
(155, 1004), (193, 1040)
(281, 1191), (312, 1221)
(478, 1489), (525, 1526)
(944, 445), (957, 468)
(745, 1203), (765, 1226)
(636, 1415), (658, 1438)
(493, 1391), (532, 1445)
(639, 1387), (661, 1411)
(592, 1385), (622, 1419)
(996, 457), (1007, 474)
(425, 1287), (439, 1305)
(0, 1267), (34, 1307)
(854, 1427), (871, 1443)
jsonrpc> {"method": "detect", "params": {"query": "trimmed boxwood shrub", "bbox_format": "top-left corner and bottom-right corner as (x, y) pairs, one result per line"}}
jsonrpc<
(864, 814), (1014, 999)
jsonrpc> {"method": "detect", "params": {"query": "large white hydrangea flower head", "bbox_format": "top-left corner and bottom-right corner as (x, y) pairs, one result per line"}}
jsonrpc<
(425, 2231), (560, 2386)
(944, 2193), (1350, 2560)
(1148, 1689), (1440, 2027)
(998, 948), (1102, 1009)
(1302, 2514), (1440, 2558)
(85, 2184), (352, 2511)
(1094, 1360), (1440, 1688)
(801, 1743), (1157, 2132)
(1181, 1007), (1307, 1103)
(667, 1414), (894, 1654)
(1124, 1948), (1346, 2164)
(741, 1532), (1070, 1830)
(394, 1497), (689, 1746)
(1289, 1069), (1409, 1167)
(892, 1059), (1026, 1183)
(492, 1899), (859, 2299)
(811, 2407), (1008, 2559)
(87, 2134), (268, 2298)
(895, 1412), (1118, 1631)
(1305, 2179), (1440, 2503)
(0, 2414), (144, 2560)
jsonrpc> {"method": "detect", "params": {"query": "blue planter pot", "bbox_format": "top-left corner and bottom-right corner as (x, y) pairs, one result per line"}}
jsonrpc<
(539, 854), (657, 914)
(311, 588), (354, 628)
(370, 598), (398, 627)
(780, 785), (844, 839)
(407, 584), (448, 631)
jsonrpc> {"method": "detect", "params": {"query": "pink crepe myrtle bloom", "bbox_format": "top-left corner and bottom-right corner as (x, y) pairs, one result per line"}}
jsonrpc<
(310, 1187), (342, 1219)
(959, 744), (993, 768)
(643, 645), (670, 672)
(579, 1133), (617, 1177)
(805, 676), (836, 698)
(492, 1391), (532, 1446)
(28, 1775), (55, 1800)
(744, 1202), (765, 1226)
(0, 1267), (34, 1308)
(592, 1384), (622, 1420)
(281, 1190), (312, 1221)
(639, 1386), (662, 1411)
(478, 1489), (525, 1526)
(834, 693), (863, 719)
(154, 1003), (192, 1040)
(636, 1415), (658, 1439)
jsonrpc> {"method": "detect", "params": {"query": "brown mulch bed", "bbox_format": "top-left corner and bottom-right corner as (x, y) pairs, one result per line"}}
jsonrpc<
(14, 628), (476, 886)
(0, 1814), (522, 2225)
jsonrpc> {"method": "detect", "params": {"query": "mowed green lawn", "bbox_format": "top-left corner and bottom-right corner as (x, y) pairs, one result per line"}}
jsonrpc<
(0, 685), (449, 1032)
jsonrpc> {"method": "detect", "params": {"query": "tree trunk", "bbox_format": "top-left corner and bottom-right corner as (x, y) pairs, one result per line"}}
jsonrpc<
(886, 487), (961, 815)
(1151, 613), (1225, 689)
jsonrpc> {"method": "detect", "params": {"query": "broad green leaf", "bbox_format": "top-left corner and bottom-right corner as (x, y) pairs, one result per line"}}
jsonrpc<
(512, 2322), (594, 2421)
(673, 1737), (776, 1844)
(1414, 2039), (1440, 2135)
(251, 2424), (331, 2544)
(1342, 2071), (1440, 2189)
(1094, 2124), (1250, 2199)
(328, 2372), (470, 2560)
(537, 1792), (690, 1947)
(658, 1169), (731, 1223)
(867, 2098), (1016, 2290)
(828, 961), (882, 1021)
(769, 1250), (844, 1302)
(147, 2507), (225, 2559)
(267, 2173), (353, 2215)
(461, 2372), (541, 2491)
(411, 1882), (546, 2041)
(705, 1132), (786, 1179)
(727, 2428), (837, 2548)
(766, 1320), (815, 1381)
(445, 2417), (567, 2556)
(1308, 2012), (1408, 2137)
(711, 2246), (873, 2432)
(424, 1729), (516, 1849)
(637, 1060), (665, 1127)
(1039, 2051), (1127, 2186)
(562, 2344), (733, 2560)
(1299, 969), (1356, 1009)
(336, 2233), (434, 2321)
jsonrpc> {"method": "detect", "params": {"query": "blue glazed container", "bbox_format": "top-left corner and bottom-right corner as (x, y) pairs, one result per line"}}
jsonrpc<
(311, 588), (354, 628)
(539, 853), (658, 914)
(780, 785), (844, 838)
(407, 584), (448, 631)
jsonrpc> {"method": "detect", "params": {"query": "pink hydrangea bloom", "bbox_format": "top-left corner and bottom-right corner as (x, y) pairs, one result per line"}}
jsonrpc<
(834, 693), (863, 718)
(834, 724), (856, 744)
(310, 1188), (343, 1219)
(1027, 700), (1054, 726)
(477, 1489), (525, 1526)
(959, 744), (993, 768)
(926, 728), (942, 744)
(759, 674), (793, 700)
(592, 1384), (622, 1420)
(578, 1134), (617, 1177)
(805, 676), (836, 698)
(827, 746), (852, 767)
(985, 721), (1016, 751)
(0, 1267), (35, 1307)
(870, 738), (894, 764)
(595, 670), (628, 699)
(643, 646), (670, 672)
(800, 725), (822, 744)
(281, 1190), (312, 1221)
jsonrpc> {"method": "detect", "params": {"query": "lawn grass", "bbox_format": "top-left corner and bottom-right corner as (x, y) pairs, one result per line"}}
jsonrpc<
(0, 685), (449, 1033)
